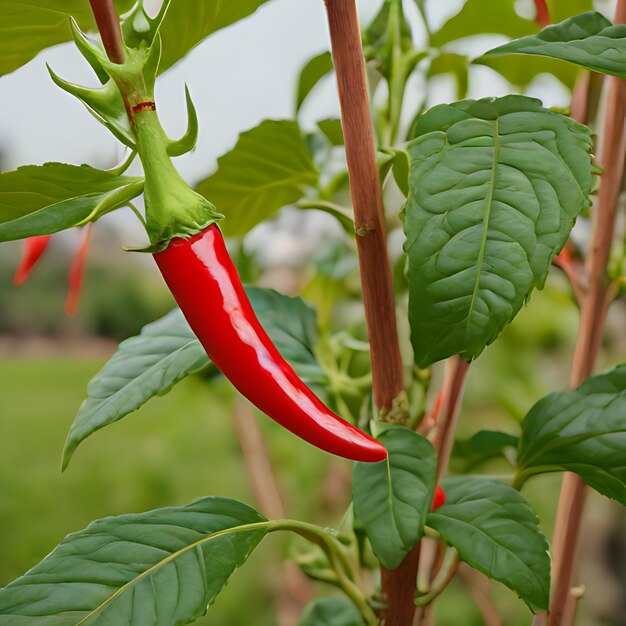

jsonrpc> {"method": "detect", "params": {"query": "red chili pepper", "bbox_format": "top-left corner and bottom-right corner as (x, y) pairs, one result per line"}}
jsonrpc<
(533, 0), (551, 27)
(13, 235), (52, 286)
(65, 224), (92, 317)
(431, 485), (446, 511)
(154, 224), (387, 462)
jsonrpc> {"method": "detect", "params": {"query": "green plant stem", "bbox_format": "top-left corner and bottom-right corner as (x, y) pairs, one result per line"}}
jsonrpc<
(385, 0), (404, 145)
(126, 202), (146, 227)
(547, 2), (626, 624)
(270, 519), (377, 625)
(414, 0), (431, 42)
(414, 548), (459, 607)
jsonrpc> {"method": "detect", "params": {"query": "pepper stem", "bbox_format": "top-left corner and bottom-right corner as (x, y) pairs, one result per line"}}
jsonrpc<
(133, 109), (222, 249)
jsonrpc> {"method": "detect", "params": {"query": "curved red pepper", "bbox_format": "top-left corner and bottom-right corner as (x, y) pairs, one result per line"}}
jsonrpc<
(154, 224), (387, 462)
(14, 235), (52, 286)
(431, 485), (446, 511)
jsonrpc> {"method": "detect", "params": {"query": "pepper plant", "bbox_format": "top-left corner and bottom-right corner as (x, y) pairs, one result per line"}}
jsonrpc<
(1, 0), (625, 625)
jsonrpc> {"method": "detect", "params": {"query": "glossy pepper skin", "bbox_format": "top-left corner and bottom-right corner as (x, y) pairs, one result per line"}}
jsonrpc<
(154, 224), (387, 463)
(14, 235), (52, 286)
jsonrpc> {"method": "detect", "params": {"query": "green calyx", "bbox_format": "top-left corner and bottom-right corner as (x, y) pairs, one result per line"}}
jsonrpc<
(49, 0), (215, 249)
(134, 111), (223, 250)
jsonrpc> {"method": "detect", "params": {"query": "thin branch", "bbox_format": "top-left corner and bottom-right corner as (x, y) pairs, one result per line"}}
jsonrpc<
(547, 2), (626, 624)
(88, 0), (125, 64)
(434, 356), (471, 479)
(233, 400), (312, 626)
(233, 399), (286, 519)
(458, 565), (502, 626)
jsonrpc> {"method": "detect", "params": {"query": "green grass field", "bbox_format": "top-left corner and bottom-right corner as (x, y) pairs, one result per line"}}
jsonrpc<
(0, 357), (336, 626)
(0, 292), (622, 626)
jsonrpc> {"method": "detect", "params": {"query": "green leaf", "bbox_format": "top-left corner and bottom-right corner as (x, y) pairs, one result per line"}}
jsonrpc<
(63, 287), (326, 468)
(363, 0), (414, 78)
(244, 287), (326, 387)
(452, 430), (519, 472)
(547, 0), (593, 24)
(0, 163), (143, 242)
(296, 51), (333, 113)
(378, 148), (410, 196)
(158, 0), (273, 74)
(476, 54), (579, 89)
(317, 118), (344, 146)
(352, 426), (437, 569)
(477, 12), (626, 78)
(430, 0), (537, 48)
(428, 53), (469, 100)
(0, 497), (268, 625)
(196, 120), (319, 237)
(516, 364), (626, 503)
(298, 598), (364, 626)
(403, 95), (592, 367)
(428, 477), (550, 610)
(0, 0), (133, 77)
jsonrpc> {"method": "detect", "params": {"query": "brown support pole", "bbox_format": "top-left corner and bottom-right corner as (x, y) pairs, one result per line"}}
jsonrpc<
(324, 2), (408, 624)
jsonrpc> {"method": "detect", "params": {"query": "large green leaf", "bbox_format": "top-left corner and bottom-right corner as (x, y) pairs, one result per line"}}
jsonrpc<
(428, 477), (550, 610)
(0, 497), (268, 625)
(451, 430), (519, 473)
(431, 0), (537, 48)
(63, 287), (326, 468)
(298, 598), (364, 626)
(158, 0), (273, 74)
(0, 0), (132, 77)
(196, 120), (319, 237)
(352, 426), (437, 569)
(295, 51), (333, 113)
(477, 54), (579, 89)
(477, 12), (626, 78)
(516, 364), (626, 503)
(0, 163), (143, 242)
(403, 95), (592, 367)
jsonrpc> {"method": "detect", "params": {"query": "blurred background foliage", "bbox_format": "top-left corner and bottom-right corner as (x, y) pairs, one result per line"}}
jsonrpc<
(1, 0), (625, 624)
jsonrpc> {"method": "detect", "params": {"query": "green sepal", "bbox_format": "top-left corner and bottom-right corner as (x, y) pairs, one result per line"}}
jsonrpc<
(107, 150), (138, 176)
(69, 17), (110, 84)
(47, 65), (135, 148)
(76, 179), (145, 226)
(167, 85), (199, 156)
(122, 0), (171, 51)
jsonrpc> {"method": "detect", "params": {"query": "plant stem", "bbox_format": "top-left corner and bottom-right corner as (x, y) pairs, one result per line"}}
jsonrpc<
(233, 399), (312, 626)
(323, 0), (404, 415)
(414, 548), (459, 607)
(323, 2), (409, 623)
(434, 356), (471, 479)
(88, 0), (125, 64)
(271, 518), (377, 625)
(547, 3), (626, 623)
